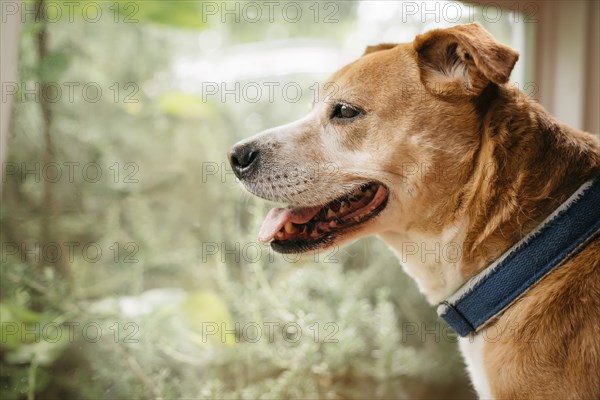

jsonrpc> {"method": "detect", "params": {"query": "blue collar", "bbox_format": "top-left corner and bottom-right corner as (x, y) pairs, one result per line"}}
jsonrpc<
(438, 177), (600, 337)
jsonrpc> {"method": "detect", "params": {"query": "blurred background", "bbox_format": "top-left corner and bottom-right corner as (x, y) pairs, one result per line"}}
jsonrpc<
(1, 1), (598, 399)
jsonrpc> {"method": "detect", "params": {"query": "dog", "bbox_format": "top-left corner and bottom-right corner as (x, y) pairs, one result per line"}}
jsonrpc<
(228, 23), (600, 399)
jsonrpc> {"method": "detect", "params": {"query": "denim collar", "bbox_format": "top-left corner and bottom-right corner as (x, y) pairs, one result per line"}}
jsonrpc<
(438, 177), (600, 337)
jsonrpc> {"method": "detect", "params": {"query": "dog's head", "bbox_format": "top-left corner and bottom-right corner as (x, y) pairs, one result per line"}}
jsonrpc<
(228, 23), (519, 254)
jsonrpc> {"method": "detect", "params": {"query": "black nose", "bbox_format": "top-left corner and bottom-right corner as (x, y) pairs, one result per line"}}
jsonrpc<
(228, 143), (259, 179)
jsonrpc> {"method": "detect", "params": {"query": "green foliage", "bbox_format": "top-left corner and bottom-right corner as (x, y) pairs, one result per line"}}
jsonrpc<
(38, 52), (71, 82)
(159, 92), (216, 119)
(112, 0), (207, 29)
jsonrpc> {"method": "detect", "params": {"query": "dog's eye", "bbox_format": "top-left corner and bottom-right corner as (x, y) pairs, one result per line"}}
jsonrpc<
(331, 103), (361, 119)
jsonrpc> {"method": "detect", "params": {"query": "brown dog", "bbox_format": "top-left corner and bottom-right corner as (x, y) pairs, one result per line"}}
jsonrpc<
(228, 23), (600, 398)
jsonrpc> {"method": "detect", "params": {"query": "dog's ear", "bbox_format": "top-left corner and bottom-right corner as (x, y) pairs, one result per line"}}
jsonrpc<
(363, 43), (397, 56)
(413, 23), (519, 95)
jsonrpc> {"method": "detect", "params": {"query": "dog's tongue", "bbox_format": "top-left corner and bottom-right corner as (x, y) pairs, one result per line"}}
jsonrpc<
(258, 205), (321, 243)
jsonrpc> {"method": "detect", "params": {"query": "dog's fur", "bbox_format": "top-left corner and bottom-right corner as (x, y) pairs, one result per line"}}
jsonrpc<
(230, 24), (600, 398)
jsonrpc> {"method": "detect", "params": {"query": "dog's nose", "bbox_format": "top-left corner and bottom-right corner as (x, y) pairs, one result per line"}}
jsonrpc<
(228, 143), (259, 179)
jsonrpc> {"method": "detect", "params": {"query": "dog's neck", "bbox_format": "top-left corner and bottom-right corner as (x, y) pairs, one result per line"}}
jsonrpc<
(383, 85), (600, 304)
(380, 222), (470, 303)
(460, 87), (600, 277)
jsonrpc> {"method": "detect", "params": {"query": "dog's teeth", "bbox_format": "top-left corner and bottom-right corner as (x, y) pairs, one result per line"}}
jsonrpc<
(339, 202), (349, 214)
(284, 222), (297, 234)
(276, 231), (285, 239)
(326, 208), (336, 219)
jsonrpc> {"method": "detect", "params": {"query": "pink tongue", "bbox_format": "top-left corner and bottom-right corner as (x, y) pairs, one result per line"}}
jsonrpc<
(258, 205), (321, 243)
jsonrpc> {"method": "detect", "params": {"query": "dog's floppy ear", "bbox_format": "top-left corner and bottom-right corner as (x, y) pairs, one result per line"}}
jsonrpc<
(413, 23), (519, 95)
(363, 43), (397, 56)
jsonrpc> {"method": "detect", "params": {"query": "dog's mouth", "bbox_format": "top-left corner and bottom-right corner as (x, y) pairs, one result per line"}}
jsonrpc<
(258, 182), (389, 253)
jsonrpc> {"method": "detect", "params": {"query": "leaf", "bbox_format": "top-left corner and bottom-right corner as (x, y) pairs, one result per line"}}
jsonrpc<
(38, 52), (71, 82)
(0, 303), (44, 325)
(158, 92), (215, 119)
(179, 291), (235, 347)
(5, 338), (69, 366)
(0, 303), (45, 350)
(112, 0), (206, 30)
